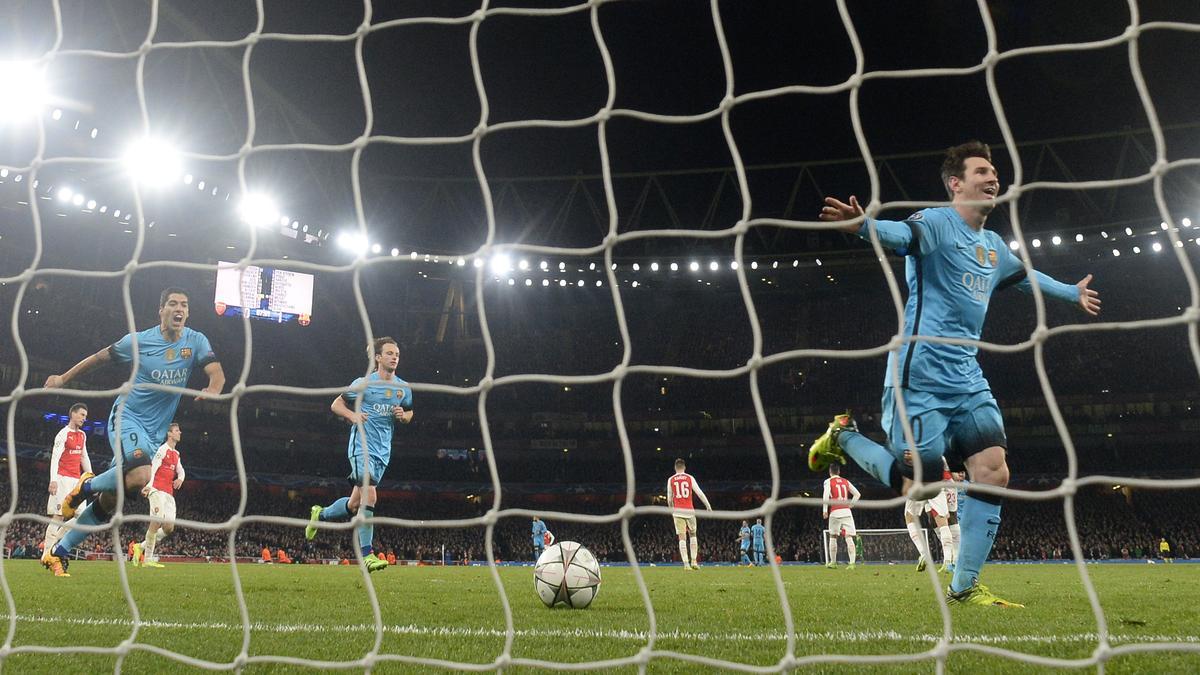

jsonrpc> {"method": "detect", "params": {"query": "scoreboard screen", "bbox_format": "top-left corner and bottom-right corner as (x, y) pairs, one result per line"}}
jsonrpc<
(214, 261), (314, 325)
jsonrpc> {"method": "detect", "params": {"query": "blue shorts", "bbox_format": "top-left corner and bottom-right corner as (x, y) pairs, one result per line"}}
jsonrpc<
(881, 387), (1007, 475)
(106, 416), (157, 470)
(348, 452), (389, 487)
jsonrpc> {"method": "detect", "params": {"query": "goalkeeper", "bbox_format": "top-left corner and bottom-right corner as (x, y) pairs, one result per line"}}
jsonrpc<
(808, 141), (1100, 608)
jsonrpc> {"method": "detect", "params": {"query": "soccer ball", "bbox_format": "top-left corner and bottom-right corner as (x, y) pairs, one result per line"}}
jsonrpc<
(534, 541), (601, 609)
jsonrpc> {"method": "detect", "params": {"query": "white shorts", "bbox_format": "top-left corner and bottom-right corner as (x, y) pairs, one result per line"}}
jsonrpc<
(148, 490), (177, 525)
(47, 475), (80, 516)
(828, 511), (856, 537)
(944, 487), (958, 514)
(673, 514), (697, 536)
(922, 491), (950, 519)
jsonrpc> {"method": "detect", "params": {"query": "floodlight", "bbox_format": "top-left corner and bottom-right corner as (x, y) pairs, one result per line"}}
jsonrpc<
(336, 230), (369, 256)
(1008, 241), (1019, 251)
(518, 259), (530, 271)
(391, 248), (399, 257)
(709, 261), (719, 271)
(730, 261), (738, 270)
(1152, 242), (1162, 253)
(371, 243), (381, 254)
(1051, 235), (1061, 246)
(123, 138), (183, 186)
(669, 262), (678, 271)
(71, 193), (83, 206)
(750, 261), (757, 270)
(650, 262), (659, 272)
(489, 253), (512, 276)
(689, 261), (699, 272)
(56, 187), (71, 202)
(1031, 239), (1041, 248)
(632, 263), (640, 271)
(559, 279), (567, 287)
(539, 260), (549, 271)
(1074, 233), (1083, 242)
(0, 61), (48, 123)
(86, 199), (96, 210)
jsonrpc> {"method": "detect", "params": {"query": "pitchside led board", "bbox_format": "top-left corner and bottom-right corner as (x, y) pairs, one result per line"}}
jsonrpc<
(213, 261), (314, 326)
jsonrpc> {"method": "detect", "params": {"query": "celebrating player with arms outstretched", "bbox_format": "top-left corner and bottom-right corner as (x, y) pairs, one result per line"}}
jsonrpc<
(133, 422), (186, 568)
(306, 337), (412, 573)
(809, 141), (1100, 607)
(43, 287), (223, 577)
(668, 458), (712, 570)
(40, 403), (93, 573)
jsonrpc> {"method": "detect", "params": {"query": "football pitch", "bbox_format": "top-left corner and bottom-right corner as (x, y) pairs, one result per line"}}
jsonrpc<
(2, 561), (1197, 673)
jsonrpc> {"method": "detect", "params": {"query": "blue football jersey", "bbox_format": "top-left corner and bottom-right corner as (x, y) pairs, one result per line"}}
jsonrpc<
(751, 523), (765, 546)
(108, 326), (216, 445)
(343, 372), (412, 460)
(531, 519), (547, 545)
(859, 207), (1078, 394)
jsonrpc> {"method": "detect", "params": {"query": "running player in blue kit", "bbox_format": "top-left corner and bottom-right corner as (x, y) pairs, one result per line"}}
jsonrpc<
(42, 287), (224, 576)
(306, 336), (413, 573)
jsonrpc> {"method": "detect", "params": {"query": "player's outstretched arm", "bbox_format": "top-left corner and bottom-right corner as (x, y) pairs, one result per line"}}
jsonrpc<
(44, 346), (112, 389)
(819, 195), (867, 234)
(1076, 274), (1101, 316)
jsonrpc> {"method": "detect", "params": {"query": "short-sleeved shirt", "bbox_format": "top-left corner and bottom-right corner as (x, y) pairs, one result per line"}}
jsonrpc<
(343, 372), (412, 461)
(750, 523), (766, 547)
(108, 326), (216, 447)
(532, 519), (547, 546)
(862, 207), (1077, 394)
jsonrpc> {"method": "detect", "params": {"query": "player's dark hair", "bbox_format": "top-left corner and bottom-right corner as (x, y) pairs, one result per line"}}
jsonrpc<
(674, 458), (685, 470)
(829, 463), (841, 476)
(168, 421), (180, 431)
(159, 287), (189, 307)
(371, 336), (399, 357)
(69, 402), (87, 414)
(940, 140), (992, 197)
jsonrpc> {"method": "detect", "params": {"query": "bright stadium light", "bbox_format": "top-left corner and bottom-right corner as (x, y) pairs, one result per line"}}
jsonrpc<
(0, 61), (49, 123)
(632, 263), (640, 271)
(1075, 233), (1083, 242)
(689, 261), (699, 272)
(542, 279), (549, 287)
(391, 248), (400, 257)
(559, 279), (567, 287)
(539, 260), (549, 271)
(1152, 242), (1163, 253)
(1051, 235), (1061, 246)
(86, 199), (96, 210)
(1161, 221), (1169, 230)
(71, 193), (83, 206)
(559, 262), (567, 272)
(669, 262), (678, 272)
(1008, 240), (1019, 251)
(708, 261), (719, 271)
(457, 257), (466, 266)
(1184, 218), (1193, 228)
(730, 261), (738, 270)
(238, 193), (280, 227)
(473, 257), (483, 268)
(371, 243), (382, 254)
(1133, 246), (1141, 254)
(576, 280), (584, 287)
(335, 230), (369, 256)
(595, 279), (602, 287)
(589, 262), (597, 271)
(750, 261), (758, 270)
(524, 278), (532, 287)
(489, 253), (512, 275)
(123, 138), (183, 186)
(56, 187), (71, 202)
(507, 278), (515, 286)
(518, 259), (530, 271)
(1112, 249), (1120, 257)
(1031, 239), (1041, 248)
(1125, 227), (1133, 236)
(650, 262), (659, 272)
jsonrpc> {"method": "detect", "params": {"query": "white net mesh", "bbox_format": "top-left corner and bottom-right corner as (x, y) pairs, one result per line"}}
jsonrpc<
(2, 0), (1200, 671)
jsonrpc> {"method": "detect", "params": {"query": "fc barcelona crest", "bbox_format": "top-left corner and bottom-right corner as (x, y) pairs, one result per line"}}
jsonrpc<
(974, 245), (986, 266)
(987, 249), (998, 266)
(165, 348), (176, 361)
(181, 347), (193, 359)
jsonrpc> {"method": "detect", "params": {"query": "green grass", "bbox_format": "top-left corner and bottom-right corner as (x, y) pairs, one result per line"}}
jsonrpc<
(1, 560), (1198, 673)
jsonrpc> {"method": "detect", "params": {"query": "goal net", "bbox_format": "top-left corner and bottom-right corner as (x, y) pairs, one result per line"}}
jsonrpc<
(821, 528), (933, 566)
(2, 0), (1199, 673)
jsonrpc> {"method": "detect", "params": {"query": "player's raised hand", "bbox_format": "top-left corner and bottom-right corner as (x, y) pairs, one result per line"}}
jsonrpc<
(392, 406), (413, 424)
(44, 374), (65, 389)
(1076, 274), (1101, 316)
(819, 195), (864, 222)
(195, 385), (221, 401)
(348, 411), (369, 425)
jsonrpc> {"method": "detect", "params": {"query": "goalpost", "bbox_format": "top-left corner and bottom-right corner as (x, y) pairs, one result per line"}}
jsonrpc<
(2, 0), (1199, 673)
(820, 528), (933, 566)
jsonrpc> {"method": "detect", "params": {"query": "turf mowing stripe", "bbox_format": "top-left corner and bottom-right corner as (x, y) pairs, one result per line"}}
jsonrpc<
(1, 614), (1197, 646)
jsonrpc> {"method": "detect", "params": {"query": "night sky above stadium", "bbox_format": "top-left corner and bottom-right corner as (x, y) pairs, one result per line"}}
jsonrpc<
(1, 1), (1199, 258)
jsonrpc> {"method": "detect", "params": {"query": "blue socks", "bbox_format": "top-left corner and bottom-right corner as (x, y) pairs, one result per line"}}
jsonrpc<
(951, 493), (1002, 593)
(319, 497), (351, 521)
(358, 506), (375, 556)
(86, 466), (120, 495)
(740, 550), (750, 565)
(53, 500), (111, 557)
(839, 431), (901, 489)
